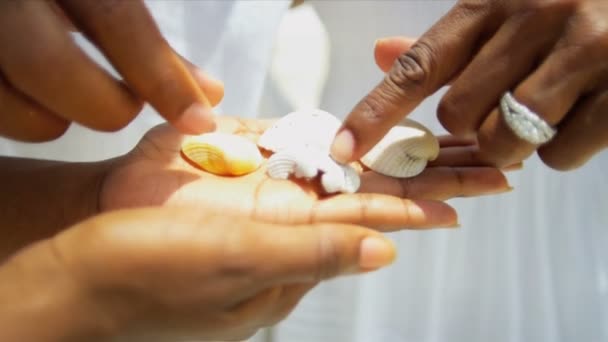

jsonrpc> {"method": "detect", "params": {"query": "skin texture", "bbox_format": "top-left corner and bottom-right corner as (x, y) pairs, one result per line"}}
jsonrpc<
(0, 116), (512, 341)
(0, 119), (517, 342)
(101, 117), (512, 229)
(0, 0), (222, 142)
(0, 207), (398, 341)
(332, 0), (608, 171)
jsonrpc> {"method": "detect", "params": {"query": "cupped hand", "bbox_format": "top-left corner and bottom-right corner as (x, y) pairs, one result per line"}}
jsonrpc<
(0, 206), (396, 341)
(333, 0), (608, 171)
(101, 117), (512, 230)
(0, 0), (222, 142)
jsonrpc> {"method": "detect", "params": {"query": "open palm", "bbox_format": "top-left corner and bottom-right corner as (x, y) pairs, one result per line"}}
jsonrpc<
(100, 117), (510, 230)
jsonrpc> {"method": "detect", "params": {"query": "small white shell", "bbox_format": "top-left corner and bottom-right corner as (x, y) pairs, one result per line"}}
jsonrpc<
(266, 148), (361, 194)
(360, 119), (439, 178)
(266, 153), (298, 180)
(320, 160), (361, 194)
(258, 109), (341, 153)
(266, 147), (320, 180)
(181, 133), (263, 176)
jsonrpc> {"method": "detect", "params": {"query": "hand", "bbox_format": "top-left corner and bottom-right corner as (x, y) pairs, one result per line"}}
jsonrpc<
(0, 0), (222, 142)
(100, 117), (513, 230)
(332, 0), (608, 171)
(0, 206), (397, 341)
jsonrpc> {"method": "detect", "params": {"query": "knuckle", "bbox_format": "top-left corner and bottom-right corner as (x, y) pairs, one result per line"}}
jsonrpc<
(437, 94), (473, 135)
(386, 40), (437, 98)
(514, 0), (579, 15)
(537, 150), (575, 171)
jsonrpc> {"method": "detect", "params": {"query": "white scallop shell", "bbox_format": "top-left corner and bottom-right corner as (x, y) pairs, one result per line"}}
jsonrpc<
(258, 109), (341, 153)
(181, 132), (263, 176)
(360, 118), (439, 178)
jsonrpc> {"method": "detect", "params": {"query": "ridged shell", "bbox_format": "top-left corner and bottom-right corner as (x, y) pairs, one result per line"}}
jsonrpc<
(319, 160), (361, 194)
(360, 119), (439, 178)
(266, 148), (360, 194)
(181, 133), (262, 176)
(266, 147), (321, 180)
(258, 109), (341, 153)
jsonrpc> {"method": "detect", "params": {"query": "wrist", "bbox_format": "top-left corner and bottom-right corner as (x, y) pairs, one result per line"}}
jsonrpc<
(0, 157), (116, 260)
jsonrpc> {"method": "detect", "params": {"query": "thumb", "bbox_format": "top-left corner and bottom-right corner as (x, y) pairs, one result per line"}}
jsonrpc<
(331, 4), (488, 163)
(252, 222), (397, 285)
(374, 36), (417, 73)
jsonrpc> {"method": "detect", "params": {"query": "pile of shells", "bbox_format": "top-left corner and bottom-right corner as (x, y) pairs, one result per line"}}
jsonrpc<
(181, 109), (439, 194)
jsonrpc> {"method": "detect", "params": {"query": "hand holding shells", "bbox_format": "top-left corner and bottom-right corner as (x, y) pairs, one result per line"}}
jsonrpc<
(333, 0), (608, 171)
(100, 116), (513, 230)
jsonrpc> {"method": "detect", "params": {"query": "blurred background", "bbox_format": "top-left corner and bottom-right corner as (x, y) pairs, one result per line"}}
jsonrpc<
(255, 2), (608, 342)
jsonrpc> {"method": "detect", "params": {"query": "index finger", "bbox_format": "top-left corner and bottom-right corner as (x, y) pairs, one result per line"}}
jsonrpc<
(58, 0), (216, 134)
(330, 4), (492, 163)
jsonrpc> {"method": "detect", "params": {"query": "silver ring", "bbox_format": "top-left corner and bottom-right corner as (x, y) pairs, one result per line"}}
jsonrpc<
(500, 92), (556, 145)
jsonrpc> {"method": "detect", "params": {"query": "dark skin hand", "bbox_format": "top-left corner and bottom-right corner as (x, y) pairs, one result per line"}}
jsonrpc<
(0, 0), (222, 142)
(0, 206), (398, 341)
(332, 0), (608, 171)
(100, 117), (513, 230)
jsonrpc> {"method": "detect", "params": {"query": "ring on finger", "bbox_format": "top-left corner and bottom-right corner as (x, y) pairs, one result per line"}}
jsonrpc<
(500, 92), (557, 145)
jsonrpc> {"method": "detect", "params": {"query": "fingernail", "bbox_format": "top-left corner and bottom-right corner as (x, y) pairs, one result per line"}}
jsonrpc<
(359, 236), (396, 270)
(374, 38), (389, 48)
(174, 102), (216, 134)
(192, 68), (224, 89)
(485, 185), (514, 196)
(331, 129), (356, 164)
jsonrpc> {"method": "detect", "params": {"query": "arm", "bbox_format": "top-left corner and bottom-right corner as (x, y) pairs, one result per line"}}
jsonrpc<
(0, 157), (111, 259)
(0, 239), (111, 342)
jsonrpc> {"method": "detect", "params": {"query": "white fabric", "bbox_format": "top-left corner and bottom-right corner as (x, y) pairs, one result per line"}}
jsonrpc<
(265, 1), (608, 342)
(0, 1), (606, 341)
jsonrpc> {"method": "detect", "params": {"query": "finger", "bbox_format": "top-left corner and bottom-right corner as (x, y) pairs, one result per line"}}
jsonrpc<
(0, 76), (69, 142)
(429, 145), (523, 171)
(178, 54), (224, 107)
(359, 167), (510, 201)
(437, 135), (477, 148)
(374, 36), (416, 73)
(538, 88), (608, 170)
(476, 25), (607, 167)
(49, 0), (76, 31)
(254, 222), (397, 284)
(58, 0), (216, 134)
(330, 3), (494, 163)
(438, 6), (570, 136)
(64, 207), (398, 287)
(0, 1), (143, 131)
(312, 194), (458, 230)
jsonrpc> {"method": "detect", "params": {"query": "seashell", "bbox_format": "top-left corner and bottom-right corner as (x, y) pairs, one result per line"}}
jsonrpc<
(266, 146), (321, 180)
(360, 118), (439, 178)
(258, 109), (341, 153)
(266, 152), (298, 180)
(317, 155), (361, 194)
(266, 148), (361, 194)
(181, 133), (262, 176)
